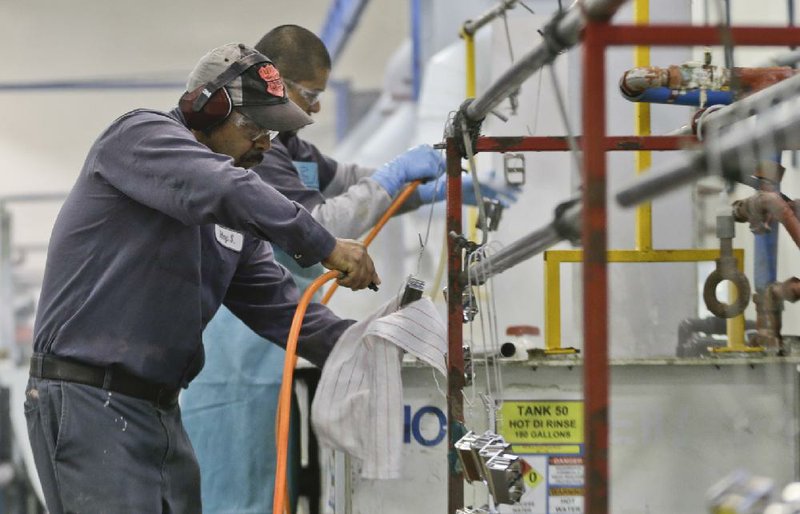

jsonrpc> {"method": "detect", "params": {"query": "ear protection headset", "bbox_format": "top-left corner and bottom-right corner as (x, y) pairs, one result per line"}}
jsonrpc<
(179, 51), (271, 131)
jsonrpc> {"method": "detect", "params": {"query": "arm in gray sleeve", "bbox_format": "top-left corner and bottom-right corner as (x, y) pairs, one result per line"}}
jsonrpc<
(321, 161), (376, 198)
(310, 177), (394, 239)
(223, 241), (354, 367)
(93, 110), (334, 266)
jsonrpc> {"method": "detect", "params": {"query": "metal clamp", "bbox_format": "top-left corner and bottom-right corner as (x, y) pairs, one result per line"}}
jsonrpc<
(454, 431), (524, 506)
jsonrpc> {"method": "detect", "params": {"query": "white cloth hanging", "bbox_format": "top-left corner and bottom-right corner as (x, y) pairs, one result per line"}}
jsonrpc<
(311, 296), (446, 479)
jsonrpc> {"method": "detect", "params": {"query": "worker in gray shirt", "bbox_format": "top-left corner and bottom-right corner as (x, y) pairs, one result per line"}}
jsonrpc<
(24, 42), (382, 514)
(182, 26), (515, 514)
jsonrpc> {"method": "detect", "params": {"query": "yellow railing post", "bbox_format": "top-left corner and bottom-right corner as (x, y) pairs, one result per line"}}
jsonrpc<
(460, 26), (480, 241)
(634, 0), (653, 251)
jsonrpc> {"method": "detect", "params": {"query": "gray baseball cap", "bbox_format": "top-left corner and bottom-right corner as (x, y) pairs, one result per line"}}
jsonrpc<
(186, 43), (312, 132)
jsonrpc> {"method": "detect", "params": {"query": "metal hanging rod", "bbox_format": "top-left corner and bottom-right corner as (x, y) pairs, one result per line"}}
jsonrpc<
(464, 0), (629, 122)
(462, 0), (519, 36)
(463, 198), (581, 285)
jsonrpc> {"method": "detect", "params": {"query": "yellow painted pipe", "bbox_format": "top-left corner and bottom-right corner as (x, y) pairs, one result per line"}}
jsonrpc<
(634, 0), (653, 251)
(460, 26), (480, 241)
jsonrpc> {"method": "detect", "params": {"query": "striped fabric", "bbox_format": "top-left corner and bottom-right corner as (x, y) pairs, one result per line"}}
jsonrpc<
(311, 297), (446, 479)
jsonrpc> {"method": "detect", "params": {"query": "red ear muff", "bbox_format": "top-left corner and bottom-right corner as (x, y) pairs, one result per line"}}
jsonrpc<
(179, 86), (232, 131)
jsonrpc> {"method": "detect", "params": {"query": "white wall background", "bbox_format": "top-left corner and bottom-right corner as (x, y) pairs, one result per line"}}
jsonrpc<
(0, 0), (408, 279)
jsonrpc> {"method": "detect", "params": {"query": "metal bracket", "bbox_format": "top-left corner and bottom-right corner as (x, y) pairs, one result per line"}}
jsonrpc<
(476, 198), (504, 232)
(503, 153), (526, 186)
(453, 98), (484, 159)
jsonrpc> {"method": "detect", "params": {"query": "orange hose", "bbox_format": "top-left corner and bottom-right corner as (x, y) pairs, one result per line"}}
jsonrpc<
(273, 269), (338, 514)
(320, 180), (422, 304)
(272, 180), (421, 514)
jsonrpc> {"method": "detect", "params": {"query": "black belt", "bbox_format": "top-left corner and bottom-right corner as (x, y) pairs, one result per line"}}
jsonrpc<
(30, 353), (180, 407)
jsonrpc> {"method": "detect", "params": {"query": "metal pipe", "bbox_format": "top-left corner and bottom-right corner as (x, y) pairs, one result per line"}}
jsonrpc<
(0, 206), (13, 361)
(753, 160), (784, 294)
(676, 317), (756, 357)
(0, 79), (184, 92)
(752, 277), (800, 352)
(623, 87), (734, 106)
(620, 65), (797, 100)
(723, 0), (734, 70)
(616, 89), (800, 207)
(668, 69), (800, 140)
(733, 191), (800, 250)
(463, 200), (581, 285)
(759, 48), (800, 67)
(462, 0), (518, 37)
(461, 29), (477, 98)
(693, 71), (800, 136)
(0, 192), (68, 203)
(464, 0), (630, 122)
(411, 0), (422, 100)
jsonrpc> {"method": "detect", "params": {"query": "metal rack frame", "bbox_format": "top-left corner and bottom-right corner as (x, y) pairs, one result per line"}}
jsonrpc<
(444, 21), (800, 514)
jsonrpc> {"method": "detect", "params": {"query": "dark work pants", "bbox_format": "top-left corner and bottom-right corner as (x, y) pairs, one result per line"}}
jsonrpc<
(24, 377), (201, 513)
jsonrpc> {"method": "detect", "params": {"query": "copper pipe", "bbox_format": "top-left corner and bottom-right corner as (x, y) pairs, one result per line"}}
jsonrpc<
(752, 277), (800, 352)
(771, 276), (800, 303)
(732, 191), (800, 250)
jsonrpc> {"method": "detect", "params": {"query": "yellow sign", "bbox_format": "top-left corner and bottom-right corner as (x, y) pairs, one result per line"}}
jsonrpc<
(498, 401), (584, 445)
(524, 465), (544, 489)
(513, 445), (582, 455)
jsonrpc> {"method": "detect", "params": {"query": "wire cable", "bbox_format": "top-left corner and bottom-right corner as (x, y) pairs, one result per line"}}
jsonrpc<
(548, 62), (583, 189)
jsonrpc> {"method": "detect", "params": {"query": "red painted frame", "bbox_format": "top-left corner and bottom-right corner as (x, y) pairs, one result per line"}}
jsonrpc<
(445, 20), (800, 514)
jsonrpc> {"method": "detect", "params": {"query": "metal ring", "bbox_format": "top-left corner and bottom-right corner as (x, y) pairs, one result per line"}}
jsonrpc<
(703, 268), (751, 318)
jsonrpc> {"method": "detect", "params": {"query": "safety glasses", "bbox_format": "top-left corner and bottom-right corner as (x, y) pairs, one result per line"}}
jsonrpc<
(232, 111), (279, 142)
(283, 78), (324, 106)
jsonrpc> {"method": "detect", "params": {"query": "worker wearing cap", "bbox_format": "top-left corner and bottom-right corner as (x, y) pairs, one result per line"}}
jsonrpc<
(182, 26), (515, 514)
(24, 42), (381, 514)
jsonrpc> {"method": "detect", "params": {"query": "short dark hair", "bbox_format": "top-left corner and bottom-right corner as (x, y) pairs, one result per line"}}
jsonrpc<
(255, 25), (331, 82)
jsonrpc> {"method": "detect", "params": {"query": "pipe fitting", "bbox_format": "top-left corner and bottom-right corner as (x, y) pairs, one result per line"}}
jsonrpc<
(752, 288), (783, 351)
(733, 191), (800, 249)
(751, 277), (800, 352)
(620, 64), (796, 101)
(770, 276), (800, 304)
(703, 214), (751, 318)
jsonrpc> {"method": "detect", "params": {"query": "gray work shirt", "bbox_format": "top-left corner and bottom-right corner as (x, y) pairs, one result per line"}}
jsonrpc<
(253, 132), (408, 239)
(255, 131), (340, 211)
(33, 108), (352, 388)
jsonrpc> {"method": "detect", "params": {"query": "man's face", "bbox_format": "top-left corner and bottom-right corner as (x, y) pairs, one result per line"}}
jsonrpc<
(194, 111), (275, 168)
(285, 67), (329, 116)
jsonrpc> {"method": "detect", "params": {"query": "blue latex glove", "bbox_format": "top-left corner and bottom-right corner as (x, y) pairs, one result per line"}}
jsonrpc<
(417, 174), (519, 207)
(371, 144), (446, 196)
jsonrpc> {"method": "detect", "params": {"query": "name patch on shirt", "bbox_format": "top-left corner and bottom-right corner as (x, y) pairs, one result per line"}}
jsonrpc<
(214, 225), (243, 252)
(292, 160), (320, 190)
